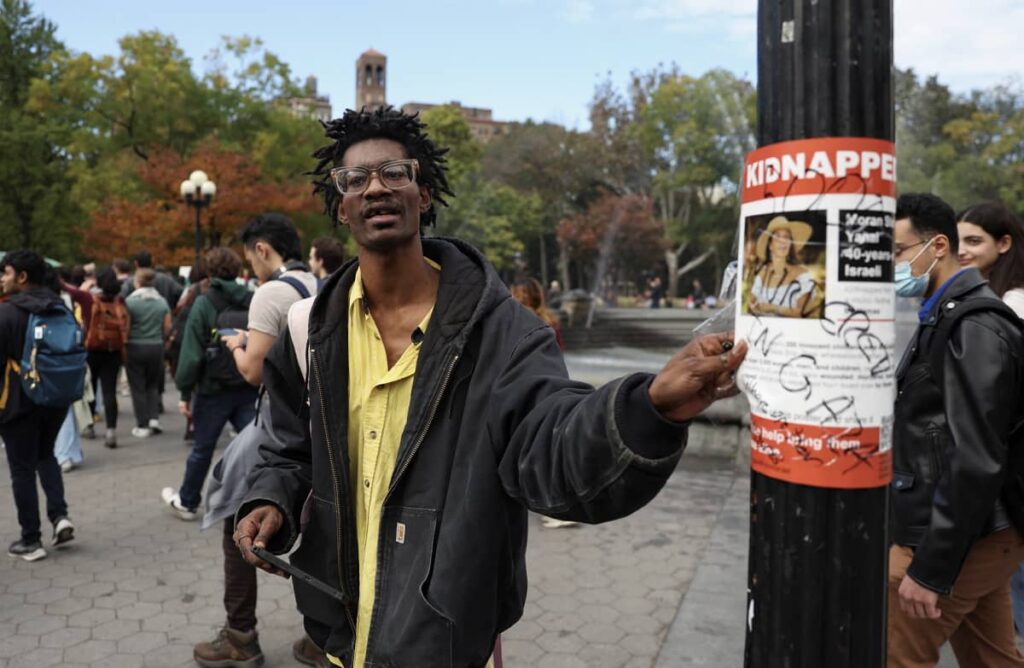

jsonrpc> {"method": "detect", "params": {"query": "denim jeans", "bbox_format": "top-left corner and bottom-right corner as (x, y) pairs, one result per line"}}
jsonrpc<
(178, 387), (257, 511)
(0, 405), (70, 543)
(1012, 563), (1024, 634)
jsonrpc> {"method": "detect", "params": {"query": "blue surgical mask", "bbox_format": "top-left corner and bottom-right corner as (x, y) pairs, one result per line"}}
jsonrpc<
(894, 238), (937, 298)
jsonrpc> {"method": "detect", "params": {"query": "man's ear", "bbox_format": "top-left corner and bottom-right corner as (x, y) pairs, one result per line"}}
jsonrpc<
(419, 185), (432, 213)
(16, 271), (29, 286)
(933, 234), (952, 259)
(337, 201), (348, 226)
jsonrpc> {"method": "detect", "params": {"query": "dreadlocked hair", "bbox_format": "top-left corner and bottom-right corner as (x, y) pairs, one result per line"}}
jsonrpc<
(310, 106), (454, 230)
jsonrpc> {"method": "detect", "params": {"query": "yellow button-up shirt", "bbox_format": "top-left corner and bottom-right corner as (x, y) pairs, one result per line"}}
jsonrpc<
(327, 263), (436, 668)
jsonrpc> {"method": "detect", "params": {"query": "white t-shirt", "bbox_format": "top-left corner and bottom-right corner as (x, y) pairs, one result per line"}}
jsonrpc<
(751, 267), (816, 309)
(247, 270), (319, 337)
(1002, 287), (1024, 319)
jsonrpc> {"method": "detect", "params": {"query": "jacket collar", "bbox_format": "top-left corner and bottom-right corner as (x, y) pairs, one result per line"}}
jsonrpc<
(307, 237), (508, 349)
(919, 268), (987, 327)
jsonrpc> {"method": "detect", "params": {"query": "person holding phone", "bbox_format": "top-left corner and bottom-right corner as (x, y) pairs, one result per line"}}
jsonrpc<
(232, 107), (747, 668)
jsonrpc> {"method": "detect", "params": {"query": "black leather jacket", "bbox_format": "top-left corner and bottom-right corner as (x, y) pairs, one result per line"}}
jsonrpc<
(892, 269), (1024, 594)
(239, 238), (689, 666)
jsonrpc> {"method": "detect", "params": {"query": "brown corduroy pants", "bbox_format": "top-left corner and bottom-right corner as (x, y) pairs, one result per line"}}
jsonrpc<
(888, 528), (1024, 668)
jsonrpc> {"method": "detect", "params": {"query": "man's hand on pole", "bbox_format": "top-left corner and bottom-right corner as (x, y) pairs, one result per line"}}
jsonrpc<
(648, 332), (748, 423)
(234, 505), (289, 578)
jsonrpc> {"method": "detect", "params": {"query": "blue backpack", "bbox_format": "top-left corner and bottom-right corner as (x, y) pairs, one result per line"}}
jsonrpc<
(19, 303), (88, 407)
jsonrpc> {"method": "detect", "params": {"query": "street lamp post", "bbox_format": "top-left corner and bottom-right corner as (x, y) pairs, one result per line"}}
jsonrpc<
(179, 170), (217, 272)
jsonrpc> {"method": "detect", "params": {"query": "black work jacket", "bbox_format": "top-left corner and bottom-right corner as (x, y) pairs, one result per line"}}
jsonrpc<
(239, 237), (688, 667)
(892, 269), (1024, 594)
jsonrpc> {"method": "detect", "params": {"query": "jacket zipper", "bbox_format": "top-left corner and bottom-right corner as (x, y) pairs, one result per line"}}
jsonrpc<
(385, 352), (460, 500)
(311, 346), (356, 634)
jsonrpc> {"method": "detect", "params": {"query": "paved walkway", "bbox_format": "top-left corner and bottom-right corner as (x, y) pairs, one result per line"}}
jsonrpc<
(0, 378), (738, 667)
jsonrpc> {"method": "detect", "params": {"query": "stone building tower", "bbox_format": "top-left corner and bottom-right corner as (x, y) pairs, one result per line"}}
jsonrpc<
(355, 49), (386, 111)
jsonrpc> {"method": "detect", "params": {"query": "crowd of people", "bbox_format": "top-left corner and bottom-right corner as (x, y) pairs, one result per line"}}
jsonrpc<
(2, 103), (1024, 668)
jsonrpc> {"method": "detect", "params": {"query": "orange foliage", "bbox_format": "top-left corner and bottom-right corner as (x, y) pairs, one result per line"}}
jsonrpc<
(556, 191), (667, 275)
(82, 143), (316, 266)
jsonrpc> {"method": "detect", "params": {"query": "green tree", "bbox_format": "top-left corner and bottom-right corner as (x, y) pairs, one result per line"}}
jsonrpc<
(0, 0), (80, 255)
(420, 105), (540, 272)
(630, 67), (754, 297)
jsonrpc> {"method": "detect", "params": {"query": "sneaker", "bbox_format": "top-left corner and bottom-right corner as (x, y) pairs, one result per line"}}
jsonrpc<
(7, 539), (46, 562)
(148, 419), (162, 435)
(293, 634), (329, 667)
(541, 517), (579, 529)
(60, 460), (75, 473)
(104, 430), (117, 449)
(81, 424), (96, 439)
(161, 487), (197, 521)
(53, 517), (75, 547)
(193, 627), (264, 668)
(131, 427), (153, 438)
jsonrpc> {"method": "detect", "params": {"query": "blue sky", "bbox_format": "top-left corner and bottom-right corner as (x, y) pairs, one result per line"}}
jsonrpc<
(40, 0), (1024, 130)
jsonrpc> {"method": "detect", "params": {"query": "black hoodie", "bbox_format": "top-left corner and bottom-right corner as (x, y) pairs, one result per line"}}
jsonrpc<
(0, 286), (65, 423)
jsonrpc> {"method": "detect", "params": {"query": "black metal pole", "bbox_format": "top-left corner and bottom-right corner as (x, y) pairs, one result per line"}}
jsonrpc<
(744, 2), (893, 667)
(194, 202), (202, 271)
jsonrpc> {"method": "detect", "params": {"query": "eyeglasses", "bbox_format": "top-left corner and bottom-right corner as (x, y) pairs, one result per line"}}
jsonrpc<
(329, 159), (419, 195)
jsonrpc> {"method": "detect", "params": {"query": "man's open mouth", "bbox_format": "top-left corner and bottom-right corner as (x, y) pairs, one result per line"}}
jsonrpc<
(365, 204), (402, 223)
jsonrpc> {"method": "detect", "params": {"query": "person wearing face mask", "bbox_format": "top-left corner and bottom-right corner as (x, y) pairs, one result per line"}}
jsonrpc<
(888, 193), (1024, 667)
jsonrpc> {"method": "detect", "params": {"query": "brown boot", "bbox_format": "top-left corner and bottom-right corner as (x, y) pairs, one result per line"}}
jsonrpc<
(193, 627), (264, 667)
(293, 634), (329, 667)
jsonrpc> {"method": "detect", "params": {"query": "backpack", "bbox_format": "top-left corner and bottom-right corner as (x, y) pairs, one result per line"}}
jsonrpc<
(924, 296), (1024, 533)
(85, 298), (129, 352)
(18, 302), (88, 407)
(202, 289), (253, 389)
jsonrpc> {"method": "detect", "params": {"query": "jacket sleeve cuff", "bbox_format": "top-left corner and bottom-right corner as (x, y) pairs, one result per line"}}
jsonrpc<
(905, 562), (952, 596)
(615, 373), (689, 460)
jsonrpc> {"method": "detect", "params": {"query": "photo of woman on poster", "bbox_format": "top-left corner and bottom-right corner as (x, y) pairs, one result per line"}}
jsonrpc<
(746, 215), (824, 318)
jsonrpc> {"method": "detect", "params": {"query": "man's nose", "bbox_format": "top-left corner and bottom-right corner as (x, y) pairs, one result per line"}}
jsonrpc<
(363, 172), (390, 197)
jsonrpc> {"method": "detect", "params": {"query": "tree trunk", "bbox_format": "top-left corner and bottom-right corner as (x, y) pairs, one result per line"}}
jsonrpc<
(558, 242), (571, 292)
(664, 247), (679, 300)
(539, 234), (549, 290)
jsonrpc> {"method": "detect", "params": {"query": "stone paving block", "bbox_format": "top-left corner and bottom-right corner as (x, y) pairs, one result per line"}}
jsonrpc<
(5, 578), (49, 595)
(15, 614), (66, 636)
(141, 612), (189, 632)
(96, 653), (145, 668)
(93, 619), (140, 641)
(115, 602), (162, 622)
(67, 607), (115, 628)
(0, 636), (37, 660)
(42, 597), (91, 616)
(25, 587), (70, 606)
(578, 642), (632, 665)
(93, 591), (138, 610)
(38, 626), (91, 649)
(537, 652), (590, 668)
(62, 639), (116, 663)
(7, 647), (63, 668)
(117, 632), (166, 655)
(71, 581), (115, 598)
(577, 621), (625, 645)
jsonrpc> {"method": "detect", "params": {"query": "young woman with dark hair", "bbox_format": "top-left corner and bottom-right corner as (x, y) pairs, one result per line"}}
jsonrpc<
(958, 201), (1024, 317)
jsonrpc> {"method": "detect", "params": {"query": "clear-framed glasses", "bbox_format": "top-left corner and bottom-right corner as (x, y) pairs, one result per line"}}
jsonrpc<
(329, 159), (419, 195)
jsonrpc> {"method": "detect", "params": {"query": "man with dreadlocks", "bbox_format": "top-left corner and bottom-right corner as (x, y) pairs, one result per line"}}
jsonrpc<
(233, 106), (747, 667)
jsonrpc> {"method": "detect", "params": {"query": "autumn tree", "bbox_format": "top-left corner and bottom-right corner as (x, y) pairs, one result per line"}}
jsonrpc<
(82, 143), (315, 265)
(556, 191), (666, 293)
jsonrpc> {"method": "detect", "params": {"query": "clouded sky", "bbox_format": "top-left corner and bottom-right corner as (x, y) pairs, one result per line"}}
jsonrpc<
(40, 0), (1024, 129)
